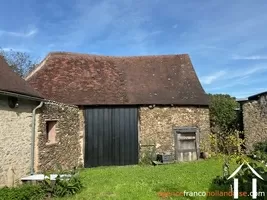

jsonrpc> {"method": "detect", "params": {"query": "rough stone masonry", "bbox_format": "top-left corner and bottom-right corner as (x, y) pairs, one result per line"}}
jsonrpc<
(36, 101), (83, 172)
(243, 93), (267, 151)
(0, 96), (37, 186)
(139, 106), (210, 158)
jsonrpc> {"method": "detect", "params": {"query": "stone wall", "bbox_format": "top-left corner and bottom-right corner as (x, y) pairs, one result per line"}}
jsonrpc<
(0, 95), (38, 186)
(78, 107), (85, 166)
(243, 94), (267, 151)
(36, 101), (82, 172)
(139, 106), (210, 157)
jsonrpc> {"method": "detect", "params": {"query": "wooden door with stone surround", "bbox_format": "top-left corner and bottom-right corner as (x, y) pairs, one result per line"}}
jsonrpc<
(173, 127), (200, 162)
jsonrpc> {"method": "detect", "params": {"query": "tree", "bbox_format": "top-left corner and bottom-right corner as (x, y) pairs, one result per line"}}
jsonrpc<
(209, 93), (239, 133)
(0, 48), (38, 78)
(208, 94), (243, 154)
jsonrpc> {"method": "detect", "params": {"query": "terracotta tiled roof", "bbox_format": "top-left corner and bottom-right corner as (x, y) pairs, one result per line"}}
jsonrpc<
(26, 52), (209, 105)
(0, 55), (42, 98)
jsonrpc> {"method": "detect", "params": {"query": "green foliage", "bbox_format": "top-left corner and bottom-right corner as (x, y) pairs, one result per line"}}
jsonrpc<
(41, 168), (83, 198)
(254, 140), (267, 153)
(0, 184), (45, 200)
(0, 167), (83, 200)
(235, 162), (267, 192)
(212, 154), (245, 187)
(210, 130), (244, 155)
(213, 155), (267, 200)
(139, 145), (157, 165)
(208, 94), (244, 156)
(212, 175), (231, 186)
(247, 140), (267, 165)
(209, 94), (239, 132)
(249, 151), (267, 163)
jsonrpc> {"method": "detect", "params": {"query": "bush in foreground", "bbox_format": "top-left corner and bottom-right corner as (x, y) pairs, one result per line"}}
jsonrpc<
(42, 172), (83, 198)
(212, 155), (267, 200)
(0, 184), (45, 200)
(0, 168), (83, 200)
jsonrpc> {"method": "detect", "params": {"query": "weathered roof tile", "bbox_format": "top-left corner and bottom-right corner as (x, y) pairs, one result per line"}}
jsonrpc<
(26, 52), (209, 105)
(0, 56), (42, 98)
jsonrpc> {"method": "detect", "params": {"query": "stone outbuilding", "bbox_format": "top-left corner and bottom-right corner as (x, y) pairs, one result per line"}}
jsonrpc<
(26, 52), (211, 167)
(0, 55), (42, 186)
(0, 56), (82, 186)
(239, 92), (267, 151)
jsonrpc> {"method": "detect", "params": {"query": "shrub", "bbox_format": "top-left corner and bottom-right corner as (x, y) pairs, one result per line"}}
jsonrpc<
(41, 167), (83, 198)
(247, 140), (267, 164)
(207, 93), (245, 157)
(254, 140), (267, 153)
(209, 94), (239, 133)
(248, 151), (267, 165)
(139, 145), (157, 165)
(209, 131), (244, 155)
(212, 155), (267, 200)
(0, 167), (83, 200)
(0, 184), (45, 200)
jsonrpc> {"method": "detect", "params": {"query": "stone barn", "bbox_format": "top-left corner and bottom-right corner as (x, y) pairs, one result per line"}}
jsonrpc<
(240, 91), (267, 151)
(26, 52), (210, 167)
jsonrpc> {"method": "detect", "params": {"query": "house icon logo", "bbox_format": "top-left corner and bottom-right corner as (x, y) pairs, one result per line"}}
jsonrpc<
(227, 162), (264, 199)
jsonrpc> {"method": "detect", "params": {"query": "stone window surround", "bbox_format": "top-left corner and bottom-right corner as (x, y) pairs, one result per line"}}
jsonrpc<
(173, 126), (200, 161)
(45, 119), (59, 145)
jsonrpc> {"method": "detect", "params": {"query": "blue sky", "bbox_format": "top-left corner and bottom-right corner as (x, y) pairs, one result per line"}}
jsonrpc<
(0, 0), (267, 98)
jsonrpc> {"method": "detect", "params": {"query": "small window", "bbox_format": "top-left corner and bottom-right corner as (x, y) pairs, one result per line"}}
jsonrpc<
(46, 121), (57, 144)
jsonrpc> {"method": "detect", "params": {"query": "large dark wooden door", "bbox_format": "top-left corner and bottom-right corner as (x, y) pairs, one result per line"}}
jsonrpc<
(84, 107), (139, 167)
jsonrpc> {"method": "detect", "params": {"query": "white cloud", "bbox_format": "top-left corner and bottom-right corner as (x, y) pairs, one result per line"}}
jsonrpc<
(0, 28), (38, 38)
(25, 29), (38, 37)
(232, 55), (267, 60)
(200, 45), (227, 51)
(227, 65), (267, 79)
(200, 70), (227, 85)
(51, 0), (161, 53)
(201, 64), (267, 89)
(210, 64), (266, 81)
(207, 76), (249, 91)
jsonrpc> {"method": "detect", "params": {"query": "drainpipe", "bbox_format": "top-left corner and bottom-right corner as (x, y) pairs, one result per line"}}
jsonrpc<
(30, 101), (44, 175)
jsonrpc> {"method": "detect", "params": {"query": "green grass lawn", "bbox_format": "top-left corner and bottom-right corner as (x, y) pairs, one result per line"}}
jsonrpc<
(61, 157), (239, 200)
